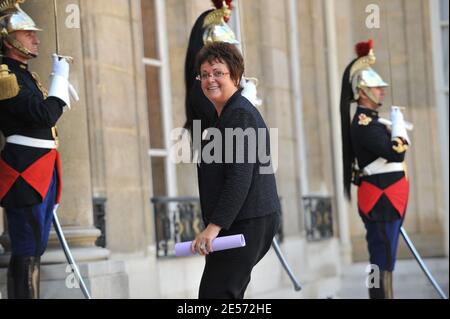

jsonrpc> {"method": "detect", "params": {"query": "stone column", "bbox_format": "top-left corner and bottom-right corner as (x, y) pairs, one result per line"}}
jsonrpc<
(78, 0), (153, 254)
(0, 0), (109, 265)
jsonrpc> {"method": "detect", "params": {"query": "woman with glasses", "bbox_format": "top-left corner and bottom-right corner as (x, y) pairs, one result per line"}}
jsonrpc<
(190, 42), (281, 299)
(184, 0), (260, 148)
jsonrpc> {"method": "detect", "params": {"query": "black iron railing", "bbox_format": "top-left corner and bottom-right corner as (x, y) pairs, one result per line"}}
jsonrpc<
(151, 196), (286, 258)
(302, 196), (333, 242)
(93, 197), (107, 248)
(151, 197), (203, 258)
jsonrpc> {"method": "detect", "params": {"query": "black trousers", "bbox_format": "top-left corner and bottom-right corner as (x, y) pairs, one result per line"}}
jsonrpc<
(199, 213), (280, 299)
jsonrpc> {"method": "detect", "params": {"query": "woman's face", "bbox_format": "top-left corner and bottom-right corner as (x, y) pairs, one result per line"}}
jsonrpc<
(199, 59), (238, 111)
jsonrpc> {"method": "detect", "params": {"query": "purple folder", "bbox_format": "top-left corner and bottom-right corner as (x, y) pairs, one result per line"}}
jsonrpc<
(175, 234), (246, 257)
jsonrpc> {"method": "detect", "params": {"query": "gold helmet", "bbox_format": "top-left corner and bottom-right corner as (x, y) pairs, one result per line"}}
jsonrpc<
(1, 0), (42, 57)
(203, 0), (239, 45)
(349, 39), (389, 105)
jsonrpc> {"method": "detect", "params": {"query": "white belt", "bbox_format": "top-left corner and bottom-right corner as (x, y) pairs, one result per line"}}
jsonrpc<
(363, 157), (404, 176)
(6, 135), (57, 149)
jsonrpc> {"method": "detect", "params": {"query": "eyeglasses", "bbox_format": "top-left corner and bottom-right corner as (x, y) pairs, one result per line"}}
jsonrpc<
(196, 71), (230, 81)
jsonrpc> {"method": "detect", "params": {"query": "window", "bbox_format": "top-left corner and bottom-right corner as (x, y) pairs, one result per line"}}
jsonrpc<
(141, 0), (177, 197)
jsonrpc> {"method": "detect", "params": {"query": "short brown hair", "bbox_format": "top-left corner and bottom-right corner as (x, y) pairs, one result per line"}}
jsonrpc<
(195, 42), (244, 85)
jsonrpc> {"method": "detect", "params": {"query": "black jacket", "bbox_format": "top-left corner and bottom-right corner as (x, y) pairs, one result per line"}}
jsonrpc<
(351, 106), (407, 221)
(198, 90), (281, 230)
(0, 57), (65, 208)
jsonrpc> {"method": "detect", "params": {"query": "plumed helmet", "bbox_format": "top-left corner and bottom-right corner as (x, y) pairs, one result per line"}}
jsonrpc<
(0, 1), (41, 57)
(203, 0), (239, 45)
(0, 0), (42, 36)
(349, 39), (388, 102)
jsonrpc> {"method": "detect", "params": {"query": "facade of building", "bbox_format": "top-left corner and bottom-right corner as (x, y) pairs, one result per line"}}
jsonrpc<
(0, 0), (448, 299)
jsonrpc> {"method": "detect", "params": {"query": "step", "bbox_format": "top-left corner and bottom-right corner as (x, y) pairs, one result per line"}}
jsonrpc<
(337, 258), (449, 299)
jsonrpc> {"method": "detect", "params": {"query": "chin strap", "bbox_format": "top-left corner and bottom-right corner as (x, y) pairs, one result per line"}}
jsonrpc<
(5, 35), (37, 58)
(360, 86), (382, 106)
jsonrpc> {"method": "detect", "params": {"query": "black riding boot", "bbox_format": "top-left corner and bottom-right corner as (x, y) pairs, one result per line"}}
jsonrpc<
(7, 256), (41, 299)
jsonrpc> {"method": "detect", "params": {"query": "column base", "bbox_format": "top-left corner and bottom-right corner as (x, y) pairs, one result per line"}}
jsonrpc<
(0, 259), (129, 299)
(0, 246), (110, 266)
(0, 226), (109, 266)
(0, 226), (103, 252)
(340, 243), (353, 265)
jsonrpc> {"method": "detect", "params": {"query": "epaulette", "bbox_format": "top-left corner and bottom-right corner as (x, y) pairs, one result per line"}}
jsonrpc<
(358, 113), (372, 126)
(0, 64), (19, 100)
(392, 137), (408, 153)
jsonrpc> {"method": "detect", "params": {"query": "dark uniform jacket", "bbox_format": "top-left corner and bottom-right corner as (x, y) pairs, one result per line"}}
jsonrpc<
(198, 89), (281, 230)
(0, 57), (65, 208)
(351, 106), (409, 222)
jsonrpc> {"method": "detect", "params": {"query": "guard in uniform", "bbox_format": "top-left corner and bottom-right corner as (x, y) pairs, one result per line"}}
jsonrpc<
(0, 1), (75, 299)
(340, 40), (411, 299)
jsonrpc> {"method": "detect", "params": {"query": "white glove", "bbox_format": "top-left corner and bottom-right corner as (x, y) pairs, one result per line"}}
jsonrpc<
(390, 106), (411, 145)
(51, 54), (69, 79)
(240, 77), (262, 107)
(48, 54), (79, 111)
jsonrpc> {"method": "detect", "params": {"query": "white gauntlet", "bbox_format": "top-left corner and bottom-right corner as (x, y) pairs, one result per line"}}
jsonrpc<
(240, 77), (262, 107)
(47, 54), (79, 111)
(390, 106), (411, 145)
(48, 74), (70, 111)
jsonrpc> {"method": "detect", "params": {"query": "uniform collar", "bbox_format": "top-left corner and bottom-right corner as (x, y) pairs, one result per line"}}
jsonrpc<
(2, 57), (29, 71)
(357, 105), (379, 118)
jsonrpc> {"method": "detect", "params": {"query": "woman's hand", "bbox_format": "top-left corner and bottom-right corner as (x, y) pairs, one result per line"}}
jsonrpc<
(191, 223), (222, 256)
